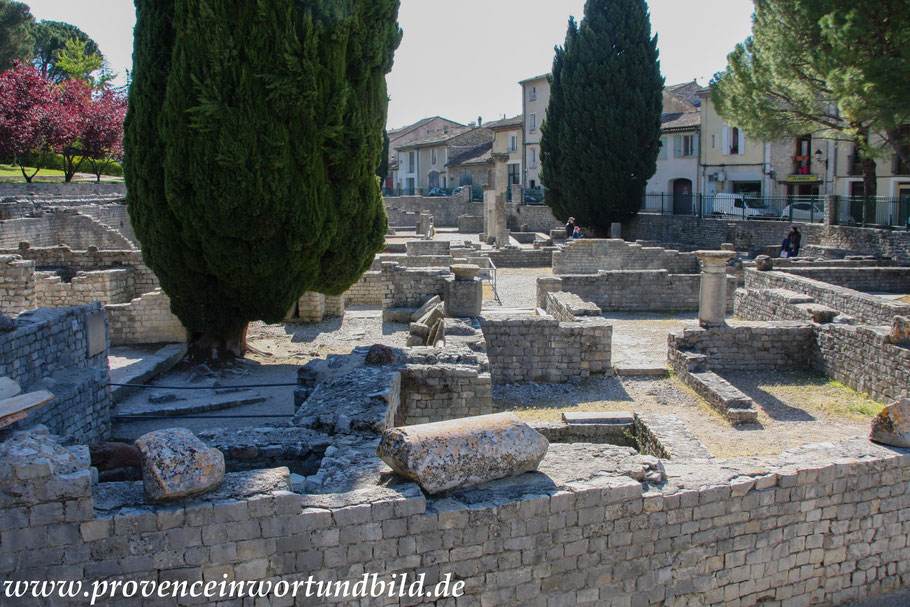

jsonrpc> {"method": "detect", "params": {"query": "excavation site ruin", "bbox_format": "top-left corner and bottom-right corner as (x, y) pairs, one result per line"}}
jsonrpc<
(1, 184), (909, 606)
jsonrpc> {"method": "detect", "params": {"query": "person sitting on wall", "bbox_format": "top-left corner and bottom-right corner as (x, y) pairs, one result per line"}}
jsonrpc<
(565, 217), (576, 239)
(572, 226), (582, 239)
(780, 235), (790, 258)
(788, 225), (801, 257)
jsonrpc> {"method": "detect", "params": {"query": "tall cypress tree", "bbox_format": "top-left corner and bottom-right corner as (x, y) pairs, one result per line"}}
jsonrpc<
(541, 0), (663, 233)
(124, 0), (401, 358)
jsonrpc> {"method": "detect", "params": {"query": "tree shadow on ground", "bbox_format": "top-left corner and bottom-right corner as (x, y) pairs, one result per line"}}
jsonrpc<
(492, 375), (635, 418)
(720, 370), (819, 422)
(282, 317), (344, 343)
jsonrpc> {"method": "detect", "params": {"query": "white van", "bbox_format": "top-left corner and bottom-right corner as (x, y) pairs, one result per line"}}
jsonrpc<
(707, 193), (776, 219)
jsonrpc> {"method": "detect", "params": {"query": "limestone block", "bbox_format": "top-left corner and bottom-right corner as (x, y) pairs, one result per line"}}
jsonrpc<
(135, 428), (225, 501)
(890, 316), (910, 345)
(870, 399), (910, 448)
(450, 264), (480, 281)
(417, 303), (444, 328)
(411, 296), (442, 322)
(377, 412), (549, 494)
(444, 278), (482, 318)
(754, 255), (773, 271)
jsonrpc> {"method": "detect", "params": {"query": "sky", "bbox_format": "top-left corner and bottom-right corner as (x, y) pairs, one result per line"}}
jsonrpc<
(23, 0), (756, 129)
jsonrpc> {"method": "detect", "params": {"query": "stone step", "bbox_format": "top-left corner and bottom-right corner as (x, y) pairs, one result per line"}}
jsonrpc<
(112, 390), (266, 420)
(109, 343), (188, 404)
(562, 411), (634, 425)
(614, 366), (670, 378)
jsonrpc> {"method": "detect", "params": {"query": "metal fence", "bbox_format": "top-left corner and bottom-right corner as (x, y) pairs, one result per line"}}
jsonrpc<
(642, 193), (827, 223)
(832, 196), (910, 229)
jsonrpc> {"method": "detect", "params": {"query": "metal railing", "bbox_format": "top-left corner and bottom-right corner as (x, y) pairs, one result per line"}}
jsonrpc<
(641, 192), (909, 230)
(641, 193), (826, 223)
(522, 188), (546, 204)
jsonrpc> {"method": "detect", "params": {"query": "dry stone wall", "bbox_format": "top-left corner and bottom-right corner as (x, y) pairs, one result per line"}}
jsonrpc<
(0, 181), (126, 198)
(778, 267), (910, 293)
(344, 271), (382, 306)
(380, 263), (452, 309)
(545, 291), (602, 323)
(480, 315), (612, 383)
(34, 269), (137, 308)
(668, 323), (815, 374)
(553, 239), (699, 275)
(0, 304), (111, 442)
(3, 248), (159, 295)
(484, 247), (554, 268)
(397, 364), (494, 426)
(385, 196), (483, 227)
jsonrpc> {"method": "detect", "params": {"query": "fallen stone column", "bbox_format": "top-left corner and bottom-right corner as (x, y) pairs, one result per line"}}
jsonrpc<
(377, 412), (549, 494)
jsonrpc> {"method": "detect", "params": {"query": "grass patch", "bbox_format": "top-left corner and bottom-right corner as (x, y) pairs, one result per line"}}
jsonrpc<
(899, 295), (910, 304)
(0, 163), (65, 178)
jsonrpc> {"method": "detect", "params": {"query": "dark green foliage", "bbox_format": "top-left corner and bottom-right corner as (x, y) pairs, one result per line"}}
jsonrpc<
(541, 0), (663, 232)
(377, 128), (389, 179)
(124, 0), (401, 340)
(33, 20), (102, 82)
(0, 0), (34, 70)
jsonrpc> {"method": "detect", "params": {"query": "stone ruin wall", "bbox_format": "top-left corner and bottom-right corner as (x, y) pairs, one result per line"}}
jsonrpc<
(380, 263), (452, 310)
(623, 213), (910, 262)
(537, 271), (736, 314)
(553, 239), (699, 275)
(545, 291), (603, 323)
(0, 181), (126, 198)
(505, 202), (560, 233)
(0, 211), (135, 251)
(395, 364), (494, 426)
(0, 250), (186, 345)
(343, 271), (382, 306)
(0, 305), (111, 443)
(744, 269), (910, 326)
(2, 431), (910, 607)
(484, 247), (554, 268)
(105, 290), (189, 346)
(776, 267), (910, 294)
(479, 315), (612, 384)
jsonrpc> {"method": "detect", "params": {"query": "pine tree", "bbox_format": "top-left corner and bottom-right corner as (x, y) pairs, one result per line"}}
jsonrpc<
(541, 0), (663, 233)
(124, 0), (401, 358)
(712, 0), (910, 197)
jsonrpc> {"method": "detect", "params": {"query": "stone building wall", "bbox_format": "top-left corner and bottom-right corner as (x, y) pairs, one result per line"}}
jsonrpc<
(0, 254), (35, 315)
(734, 287), (824, 323)
(380, 263), (451, 309)
(457, 215), (484, 233)
(1, 248), (160, 295)
(105, 289), (188, 346)
(553, 239), (699, 275)
(0, 304), (111, 443)
(745, 269), (910, 326)
(405, 240), (450, 256)
(2, 430), (910, 607)
(545, 291), (602, 323)
(72, 204), (137, 246)
(0, 211), (135, 250)
(538, 271), (736, 313)
(778, 267), (910, 293)
(396, 364), (494, 425)
(385, 197), (484, 227)
(480, 315), (612, 383)
(812, 323), (910, 403)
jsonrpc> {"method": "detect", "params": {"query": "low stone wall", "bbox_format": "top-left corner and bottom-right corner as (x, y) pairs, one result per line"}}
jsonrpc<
(286, 292), (346, 324)
(380, 263), (451, 309)
(505, 202), (561, 232)
(545, 291), (602, 322)
(745, 269), (910, 326)
(105, 289), (188, 345)
(480, 315), (612, 383)
(457, 215), (483, 233)
(0, 304), (111, 442)
(405, 240), (450, 256)
(344, 271), (382, 306)
(668, 323), (815, 374)
(778, 267), (910, 294)
(373, 254), (456, 269)
(0, 181), (126, 198)
(484, 247), (554, 268)
(0, 254), (35, 315)
(553, 239), (698, 275)
(0, 248), (159, 295)
(33, 268), (138, 308)
(71, 203), (137, 246)
(396, 364), (494, 425)
(538, 271), (736, 313)
(385, 196), (483, 227)
(623, 214), (910, 261)
(812, 323), (909, 403)
(3, 428), (910, 607)
(734, 287), (828, 323)
(0, 210), (135, 250)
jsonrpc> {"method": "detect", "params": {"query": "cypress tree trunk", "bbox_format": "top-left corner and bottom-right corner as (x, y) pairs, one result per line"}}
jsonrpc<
(124, 0), (401, 361)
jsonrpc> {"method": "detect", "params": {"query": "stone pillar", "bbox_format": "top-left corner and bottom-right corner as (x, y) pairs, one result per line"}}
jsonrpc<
(444, 264), (482, 317)
(824, 194), (836, 226)
(696, 250), (735, 328)
(482, 185), (496, 244)
(610, 223), (622, 239)
(510, 184), (522, 205)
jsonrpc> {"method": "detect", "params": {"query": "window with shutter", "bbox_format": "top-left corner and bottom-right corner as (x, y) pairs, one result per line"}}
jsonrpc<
(658, 137), (668, 160)
(674, 135), (682, 158)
